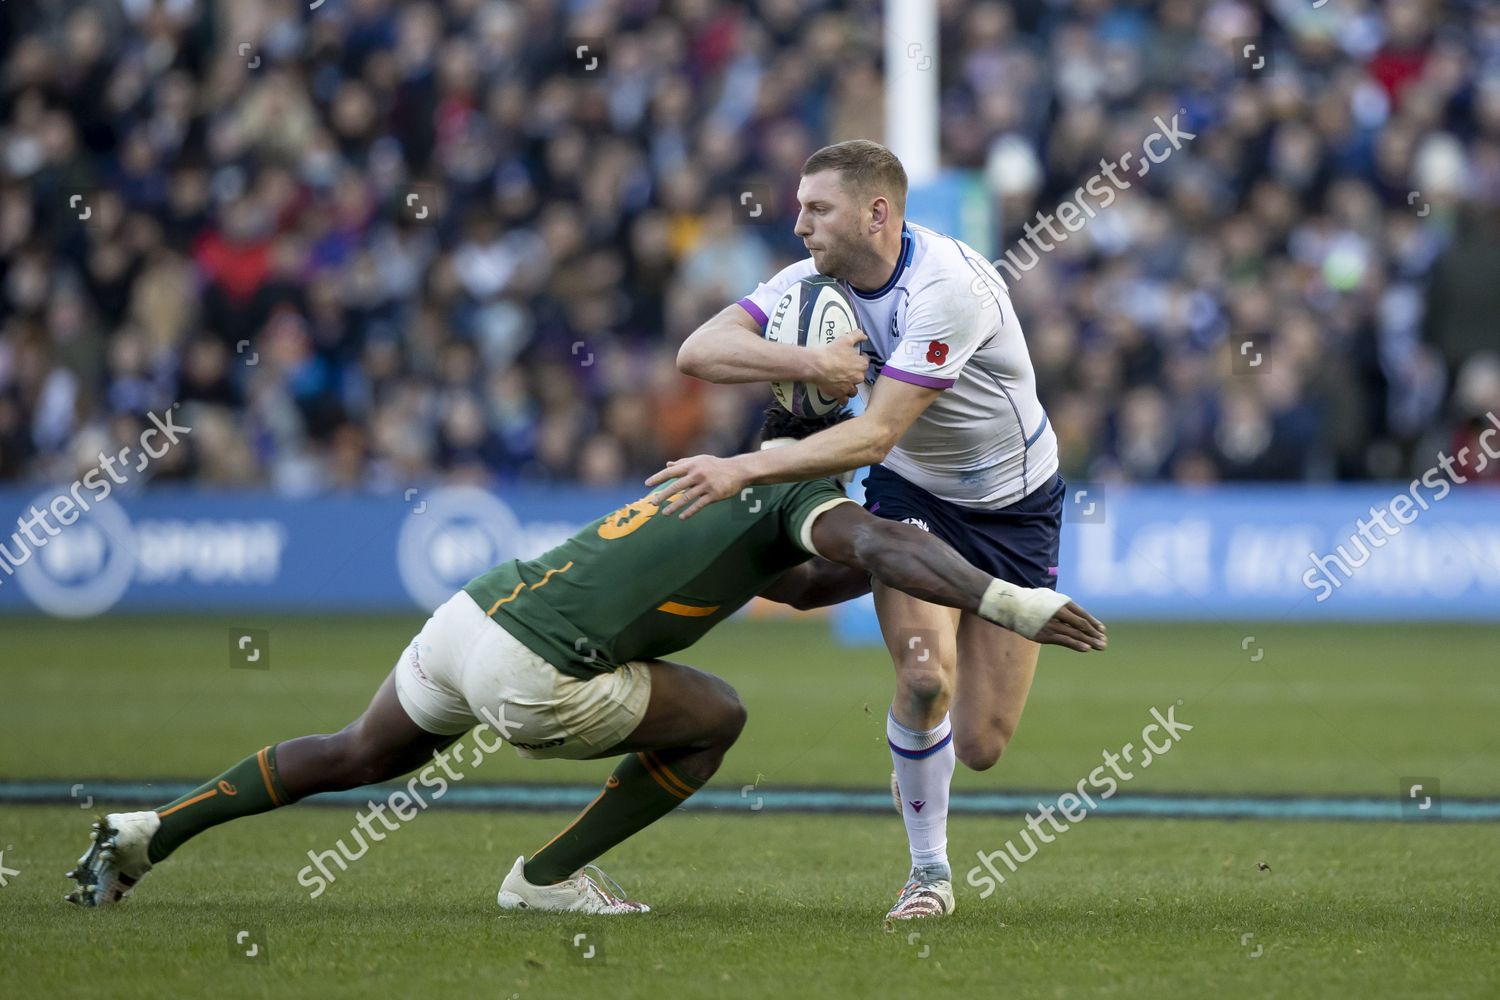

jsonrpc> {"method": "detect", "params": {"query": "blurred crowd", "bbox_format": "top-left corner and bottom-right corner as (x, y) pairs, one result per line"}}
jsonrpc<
(2, 0), (1498, 493)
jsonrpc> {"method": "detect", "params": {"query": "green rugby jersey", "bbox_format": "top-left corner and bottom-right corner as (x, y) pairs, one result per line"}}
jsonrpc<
(463, 478), (854, 680)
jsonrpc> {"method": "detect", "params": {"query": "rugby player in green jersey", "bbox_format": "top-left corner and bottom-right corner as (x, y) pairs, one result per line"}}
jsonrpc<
(65, 407), (1105, 914)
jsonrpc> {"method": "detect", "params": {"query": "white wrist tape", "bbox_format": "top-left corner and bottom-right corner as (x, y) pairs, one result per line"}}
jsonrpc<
(978, 578), (1071, 639)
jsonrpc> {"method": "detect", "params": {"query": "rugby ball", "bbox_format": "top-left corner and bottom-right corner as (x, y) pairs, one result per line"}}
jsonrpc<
(764, 276), (860, 416)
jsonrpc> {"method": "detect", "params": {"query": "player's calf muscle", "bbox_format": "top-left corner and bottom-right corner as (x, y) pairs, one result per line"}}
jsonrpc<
(949, 625), (1038, 771)
(278, 730), (399, 794)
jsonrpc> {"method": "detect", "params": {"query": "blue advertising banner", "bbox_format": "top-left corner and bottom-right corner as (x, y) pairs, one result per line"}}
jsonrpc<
(0, 485), (637, 619)
(834, 481), (1500, 642)
(1, 483), (1497, 628)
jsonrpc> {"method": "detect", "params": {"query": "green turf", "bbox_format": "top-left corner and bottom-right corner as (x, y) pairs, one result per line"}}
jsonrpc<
(1, 616), (1498, 998)
(1, 808), (1496, 999)
(2, 616), (1497, 796)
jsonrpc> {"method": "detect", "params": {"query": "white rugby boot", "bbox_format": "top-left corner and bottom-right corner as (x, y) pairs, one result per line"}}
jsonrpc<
(65, 811), (159, 908)
(496, 855), (650, 914)
(883, 862), (955, 928)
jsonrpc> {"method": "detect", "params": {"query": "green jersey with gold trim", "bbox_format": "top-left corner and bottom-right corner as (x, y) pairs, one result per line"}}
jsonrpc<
(462, 478), (854, 680)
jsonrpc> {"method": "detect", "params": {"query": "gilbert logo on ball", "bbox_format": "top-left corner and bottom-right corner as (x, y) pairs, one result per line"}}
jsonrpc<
(764, 277), (859, 416)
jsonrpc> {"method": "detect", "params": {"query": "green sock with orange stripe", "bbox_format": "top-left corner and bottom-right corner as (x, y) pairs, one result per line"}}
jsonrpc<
(523, 750), (705, 885)
(147, 745), (294, 863)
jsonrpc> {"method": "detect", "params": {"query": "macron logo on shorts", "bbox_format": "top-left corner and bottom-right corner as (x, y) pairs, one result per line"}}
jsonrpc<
(902, 517), (931, 532)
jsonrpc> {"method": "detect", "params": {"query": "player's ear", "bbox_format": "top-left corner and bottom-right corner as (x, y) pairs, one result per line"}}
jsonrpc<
(869, 195), (892, 233)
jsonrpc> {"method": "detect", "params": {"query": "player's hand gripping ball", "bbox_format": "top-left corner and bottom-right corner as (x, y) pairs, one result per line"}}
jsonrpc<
(765, 276), (864, 415)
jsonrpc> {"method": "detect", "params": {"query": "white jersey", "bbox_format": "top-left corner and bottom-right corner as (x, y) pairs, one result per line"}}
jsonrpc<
(737, 222), (1058, 509)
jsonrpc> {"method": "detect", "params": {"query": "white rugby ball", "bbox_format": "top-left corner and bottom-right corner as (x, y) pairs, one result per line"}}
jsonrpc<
(764, 276), (860, 416)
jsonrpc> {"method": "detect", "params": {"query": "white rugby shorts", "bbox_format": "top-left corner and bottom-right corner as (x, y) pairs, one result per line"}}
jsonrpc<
(393, 591), (652, 760)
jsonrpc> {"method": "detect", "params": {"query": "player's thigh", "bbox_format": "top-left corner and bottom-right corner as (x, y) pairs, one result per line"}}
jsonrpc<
(873, 578), (962, 693)
(951, 612), (1041, 769)
(331, 593), (485, 779)
(348, 669), (462, 774)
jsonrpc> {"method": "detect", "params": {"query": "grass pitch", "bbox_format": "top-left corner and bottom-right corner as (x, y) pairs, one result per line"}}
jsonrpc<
(1, 616), (1497, 998)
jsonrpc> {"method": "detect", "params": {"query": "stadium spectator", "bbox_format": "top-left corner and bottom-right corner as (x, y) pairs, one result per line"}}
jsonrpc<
(2, 0), (1497, 491)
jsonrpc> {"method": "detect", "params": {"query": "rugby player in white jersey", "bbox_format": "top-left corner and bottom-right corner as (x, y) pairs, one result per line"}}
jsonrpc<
(650, 140), (1068, 927)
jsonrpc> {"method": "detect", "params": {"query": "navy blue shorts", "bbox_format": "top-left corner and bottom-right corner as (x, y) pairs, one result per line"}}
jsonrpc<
(862, 466), (1064, 590)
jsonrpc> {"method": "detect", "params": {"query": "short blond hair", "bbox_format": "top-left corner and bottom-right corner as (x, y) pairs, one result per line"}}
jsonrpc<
(802, 140), (908, 213)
